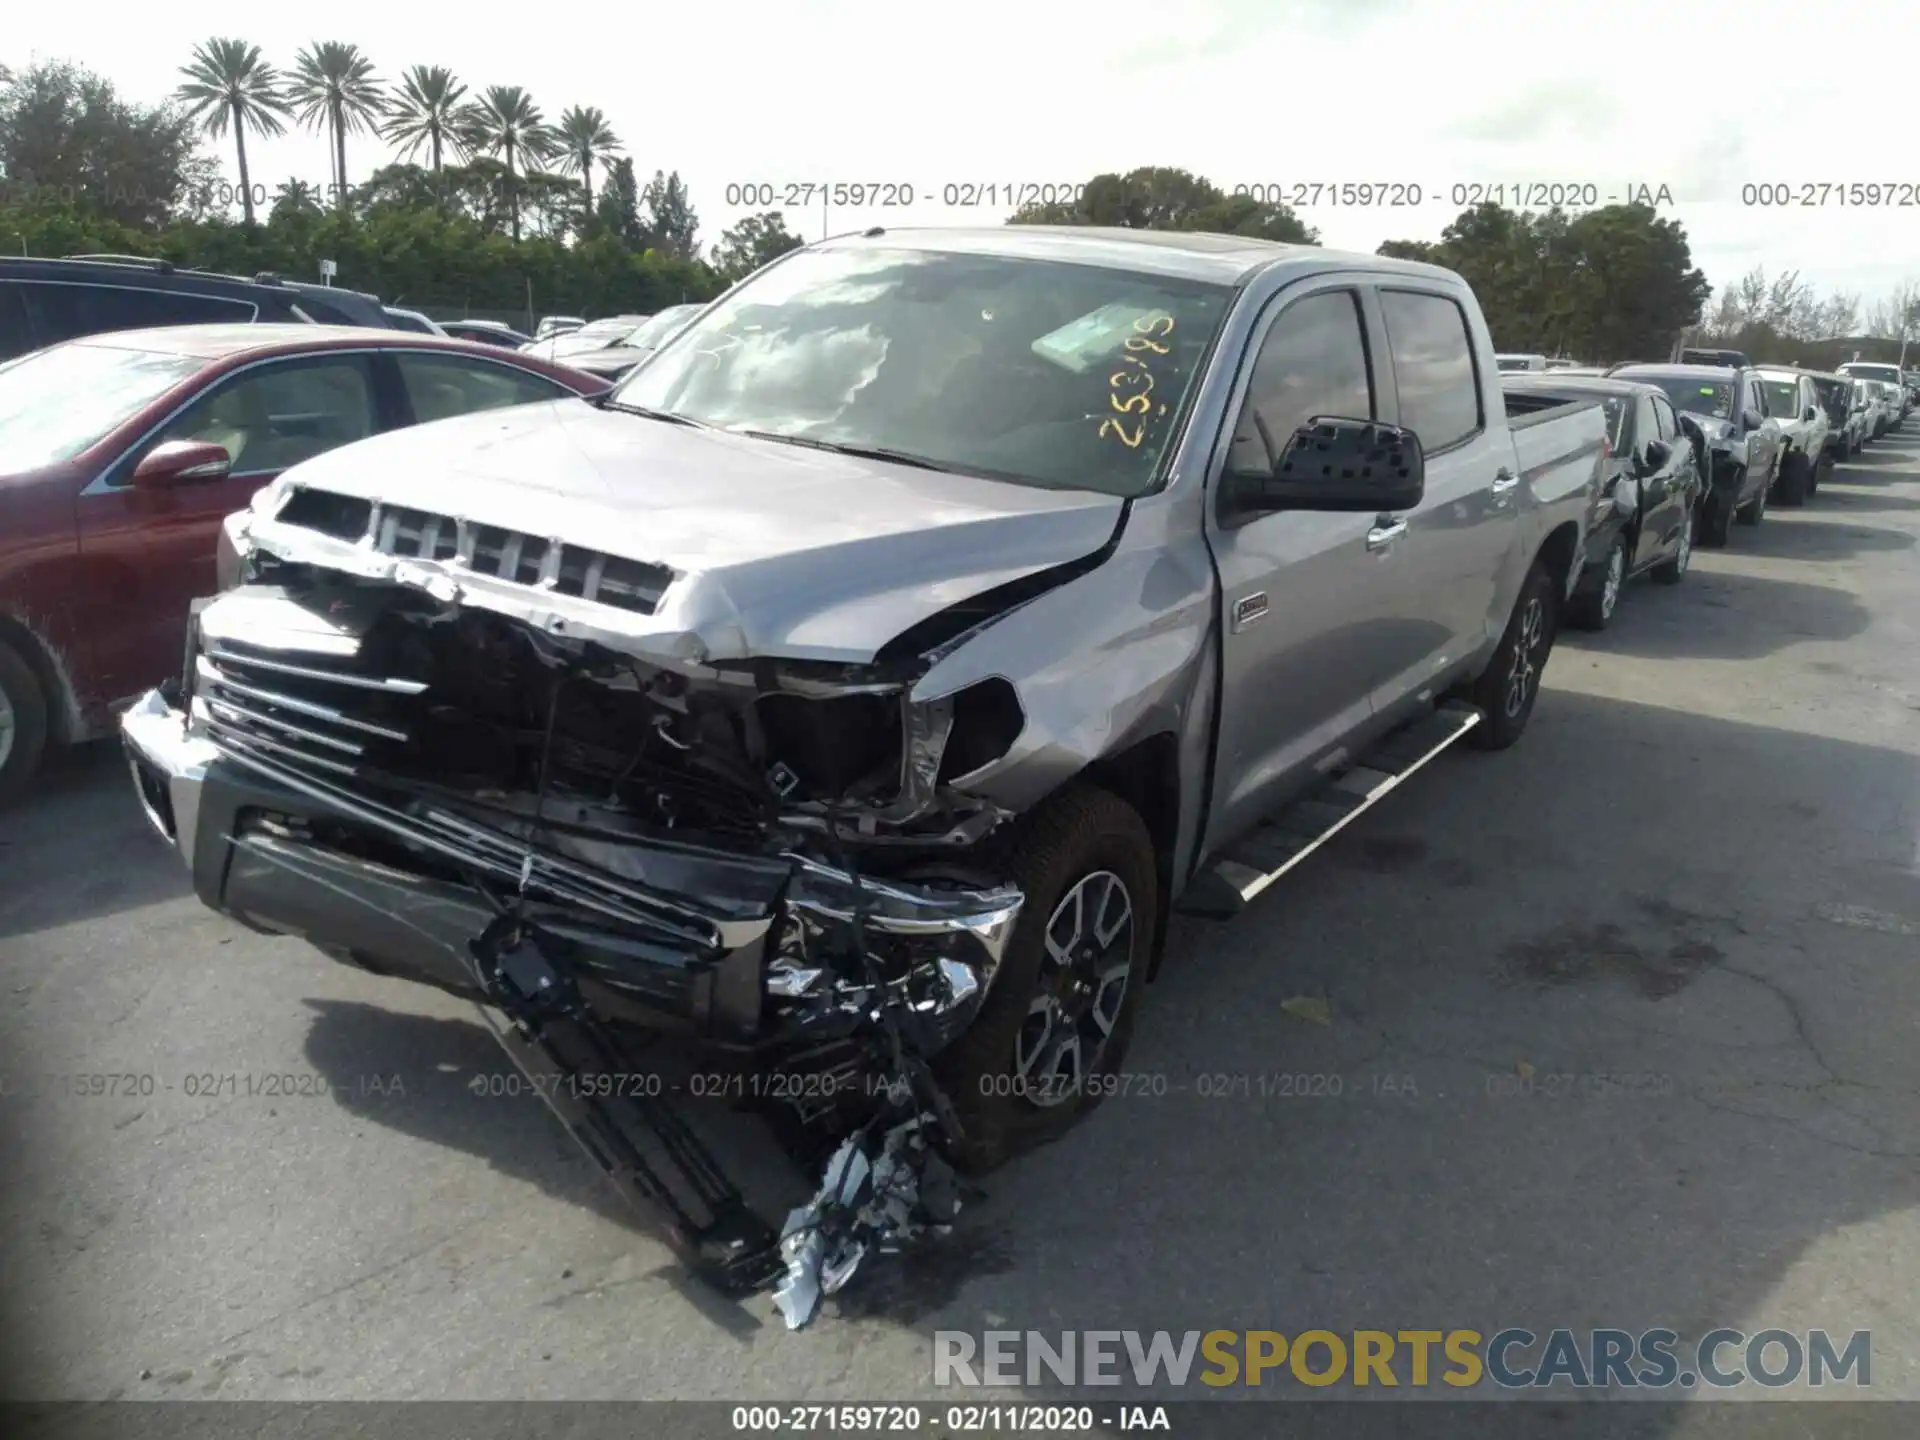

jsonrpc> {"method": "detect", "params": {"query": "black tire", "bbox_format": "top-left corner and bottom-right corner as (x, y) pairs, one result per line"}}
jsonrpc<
(1774, 450), (1812, 507)
(936, 784), (1158, 1172)
(1465, 558), (1558, 752)
(1652, 504), (1694, 585)
(1736, 461), (1770, 526)
(1697, 489), (1735, 548)
(1566, 532), (1627, 631)
(0, 638), (50, 808)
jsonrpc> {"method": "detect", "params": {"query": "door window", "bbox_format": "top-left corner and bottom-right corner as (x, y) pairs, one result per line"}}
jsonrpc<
(394, 351), (575, 423)
(0, 284), (33, 360)
(135, 354), (377, 481)
(1377, 289), (1482, 452)
(1225, 290), (1373, 476)
(17, 282), (256, 346)
(1650, 395), (1679, 440)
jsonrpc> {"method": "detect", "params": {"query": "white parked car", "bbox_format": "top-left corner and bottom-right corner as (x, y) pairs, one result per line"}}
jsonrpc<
(1837, 362), (1910, 424)
(1755, 369), (1829, 504)
(1495, 352), (1551, 372)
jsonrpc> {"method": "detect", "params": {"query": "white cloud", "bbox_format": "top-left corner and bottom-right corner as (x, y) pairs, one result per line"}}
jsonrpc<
(9, 0), (1920, 306)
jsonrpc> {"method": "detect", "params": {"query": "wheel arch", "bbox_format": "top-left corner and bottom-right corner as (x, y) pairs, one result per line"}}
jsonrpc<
(1078, 730), (1181, 982)
(1536, 520), (1583, 602)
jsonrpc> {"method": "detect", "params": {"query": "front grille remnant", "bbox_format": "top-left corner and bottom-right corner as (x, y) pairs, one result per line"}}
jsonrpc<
(273, 487), (673, 616)
(195, 637), (425, 780)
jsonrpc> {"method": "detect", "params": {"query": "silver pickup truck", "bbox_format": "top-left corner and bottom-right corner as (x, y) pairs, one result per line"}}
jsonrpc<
(122, 227), (1604, 1323)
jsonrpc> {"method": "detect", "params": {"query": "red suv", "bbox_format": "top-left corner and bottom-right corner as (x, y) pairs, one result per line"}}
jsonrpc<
(0, 324), (610, 802)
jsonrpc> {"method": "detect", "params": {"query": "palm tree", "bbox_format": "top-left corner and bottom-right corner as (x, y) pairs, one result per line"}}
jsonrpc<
(459, 85), (554, 241)
(271, 178), (324, 218)
(174, 39), (293, 226)
(554, 105), (621, 220)
(381, 65), (470, 183)
(285, 41), (384, 211)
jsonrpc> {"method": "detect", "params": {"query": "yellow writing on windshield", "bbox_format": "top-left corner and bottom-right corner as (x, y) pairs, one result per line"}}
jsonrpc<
(1099, 312), (1175, 449)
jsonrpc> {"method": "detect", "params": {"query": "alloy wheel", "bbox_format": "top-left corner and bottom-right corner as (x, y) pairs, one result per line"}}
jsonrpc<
(1504, 597), (1547, 719)
(1599, 543), (1625, 620)
(1014, 870), (1135, 1108)
(0, 682), (14, 771)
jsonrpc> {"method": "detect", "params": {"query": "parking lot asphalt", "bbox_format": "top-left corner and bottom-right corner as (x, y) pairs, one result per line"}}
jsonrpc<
(3, 435), (1918, 1412)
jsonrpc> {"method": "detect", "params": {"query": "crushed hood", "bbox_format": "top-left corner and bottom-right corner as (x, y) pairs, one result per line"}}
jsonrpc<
(253, 399), (1126, 666)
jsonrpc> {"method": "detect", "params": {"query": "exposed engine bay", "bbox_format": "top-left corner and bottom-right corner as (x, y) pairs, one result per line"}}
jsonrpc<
(181, 548), (1044, 1327)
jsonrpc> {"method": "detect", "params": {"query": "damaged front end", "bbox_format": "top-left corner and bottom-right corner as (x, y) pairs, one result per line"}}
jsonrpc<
(126, 500), (1052, 1326)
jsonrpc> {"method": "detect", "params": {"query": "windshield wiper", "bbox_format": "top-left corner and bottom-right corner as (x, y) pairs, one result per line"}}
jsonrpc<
(731, 430), (971, 474)
(600, 397), (709, 427)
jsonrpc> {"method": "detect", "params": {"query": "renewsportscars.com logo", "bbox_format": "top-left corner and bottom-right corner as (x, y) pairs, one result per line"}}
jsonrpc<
(932, 1328), (1872, 1390)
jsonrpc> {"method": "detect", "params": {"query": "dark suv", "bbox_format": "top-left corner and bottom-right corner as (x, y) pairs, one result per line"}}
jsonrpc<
(0, 255), (390, 363)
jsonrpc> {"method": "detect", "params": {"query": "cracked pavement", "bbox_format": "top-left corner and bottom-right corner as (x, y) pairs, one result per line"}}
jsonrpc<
(3, 434), (1918, 1412)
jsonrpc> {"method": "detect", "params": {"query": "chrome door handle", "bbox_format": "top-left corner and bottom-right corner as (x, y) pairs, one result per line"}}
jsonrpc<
(1491, 469), (1520, 494)
(1365, 519), (1407, 551)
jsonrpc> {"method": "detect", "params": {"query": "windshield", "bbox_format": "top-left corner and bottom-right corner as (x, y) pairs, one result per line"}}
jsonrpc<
(610, 245), (1233, 496)
(0, 341), (203, 473)
(1843, 364), (1903, 385)
(620, 305), (702, 351)
(1632, 376), (1734, 419)
(1762, 380), (1801, 417)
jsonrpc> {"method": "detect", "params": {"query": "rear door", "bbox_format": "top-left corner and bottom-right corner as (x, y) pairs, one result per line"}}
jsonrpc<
(74, 351), (387, 704)
(1370, 285), (1521, 707)
(384, 349), (585, 424)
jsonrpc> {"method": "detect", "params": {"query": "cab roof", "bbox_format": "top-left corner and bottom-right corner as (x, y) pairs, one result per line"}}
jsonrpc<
(813, 224), (1462, 288)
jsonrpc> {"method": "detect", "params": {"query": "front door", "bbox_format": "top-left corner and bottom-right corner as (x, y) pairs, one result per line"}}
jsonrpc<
(1202, 280), (1407, 849)
(74, 351), (386, 704)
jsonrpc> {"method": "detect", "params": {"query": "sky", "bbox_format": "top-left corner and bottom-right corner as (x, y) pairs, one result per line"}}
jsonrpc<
(10, 0), (1920, 315)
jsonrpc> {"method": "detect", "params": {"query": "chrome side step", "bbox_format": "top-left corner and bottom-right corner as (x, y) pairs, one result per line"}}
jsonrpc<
(1177, 702), (1483, 919)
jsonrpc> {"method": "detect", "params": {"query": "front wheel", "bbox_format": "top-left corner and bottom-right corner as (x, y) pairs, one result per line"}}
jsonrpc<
(1774, 450), (1812, 506)
(1465, 559), (1558, 751)
(1697, 488), (1735, 548)
(1566, 533), (1627, 631)
(0, 639), (50, 809)
(1652, 506), (1693, 585)
(936, 784), (1158, 1172)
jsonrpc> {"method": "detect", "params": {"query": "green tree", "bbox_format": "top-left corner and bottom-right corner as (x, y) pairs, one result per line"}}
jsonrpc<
(711, 211), (803, 282)
(554, 105), (620, 221)
(380, 65), (469, 209)
(1376, 202), (1709, 362)
(640, 168), (699, 259)
(458, 86), (554, 242)
(271, 177), (325, 218)
(1008, 166), (1317, 243)
(286, 41), (384, 212)
(595, 156), (645, 248)
(0, 58), (214, 229)
(174, 39), (292, 227)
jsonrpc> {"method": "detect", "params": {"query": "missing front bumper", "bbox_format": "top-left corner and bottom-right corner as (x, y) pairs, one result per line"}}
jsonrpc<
(119, 687), (1026, 1319)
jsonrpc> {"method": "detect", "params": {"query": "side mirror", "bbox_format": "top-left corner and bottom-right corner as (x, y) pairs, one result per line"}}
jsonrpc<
(1741, 412), (1761, 432)
(1802, 405), (1819, 422)
(1636, 439), (1672, 475)
(131, 439), (232, 489)
(1228, 416), (1425, 515)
